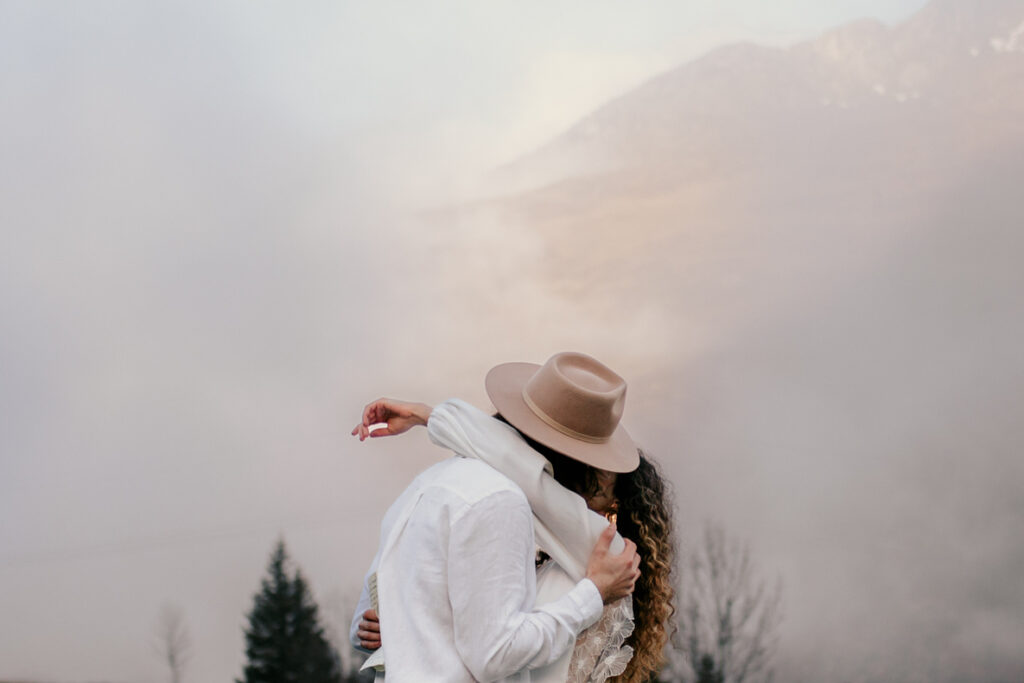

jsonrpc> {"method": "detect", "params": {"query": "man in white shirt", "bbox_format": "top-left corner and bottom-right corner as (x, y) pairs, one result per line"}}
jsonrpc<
(349, 396), (640, 681)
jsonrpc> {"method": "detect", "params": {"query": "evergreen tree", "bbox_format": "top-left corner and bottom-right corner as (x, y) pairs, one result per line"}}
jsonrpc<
(238, 539), (342, 683)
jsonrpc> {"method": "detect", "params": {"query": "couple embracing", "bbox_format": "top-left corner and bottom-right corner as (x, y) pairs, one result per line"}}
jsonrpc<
(350, 352), (675, 682)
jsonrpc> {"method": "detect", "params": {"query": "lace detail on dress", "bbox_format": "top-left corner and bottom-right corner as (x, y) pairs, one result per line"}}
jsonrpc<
(567, 595), (635, 682)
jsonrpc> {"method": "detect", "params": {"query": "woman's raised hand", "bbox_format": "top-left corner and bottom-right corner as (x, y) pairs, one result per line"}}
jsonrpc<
(585, 523), (641, 604)
(351, 399), (433, 441)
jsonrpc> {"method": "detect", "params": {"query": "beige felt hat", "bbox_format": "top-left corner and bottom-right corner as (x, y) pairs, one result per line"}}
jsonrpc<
(485, 352), (639, 473)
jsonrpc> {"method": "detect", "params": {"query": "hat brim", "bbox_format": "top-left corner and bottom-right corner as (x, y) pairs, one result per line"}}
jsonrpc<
(485, 361), (640, 473)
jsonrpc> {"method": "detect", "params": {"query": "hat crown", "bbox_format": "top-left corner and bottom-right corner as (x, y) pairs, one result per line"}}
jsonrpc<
(522, 352), (626, 442)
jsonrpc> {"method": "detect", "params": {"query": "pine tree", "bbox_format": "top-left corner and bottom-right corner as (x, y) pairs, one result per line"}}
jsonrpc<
(238, 539), (343, 683)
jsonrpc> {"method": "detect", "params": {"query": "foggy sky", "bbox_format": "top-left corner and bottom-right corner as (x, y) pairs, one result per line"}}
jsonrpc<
(10, 1), (1022, 682)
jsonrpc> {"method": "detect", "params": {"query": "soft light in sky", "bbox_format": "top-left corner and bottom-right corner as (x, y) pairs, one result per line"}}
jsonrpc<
(18, 1), (1024, 682)
(201, 0), (930, 198)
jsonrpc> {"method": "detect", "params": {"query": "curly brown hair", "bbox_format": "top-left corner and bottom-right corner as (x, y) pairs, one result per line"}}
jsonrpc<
(496, 417), (676, 682)
(609, 451), (675, 683)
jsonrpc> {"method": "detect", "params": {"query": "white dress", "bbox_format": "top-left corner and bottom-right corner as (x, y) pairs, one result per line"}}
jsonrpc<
(427, 399), (636, 683)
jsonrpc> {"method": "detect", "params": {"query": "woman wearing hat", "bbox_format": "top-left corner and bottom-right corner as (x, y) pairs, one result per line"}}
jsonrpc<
(353, 353), (675, 682)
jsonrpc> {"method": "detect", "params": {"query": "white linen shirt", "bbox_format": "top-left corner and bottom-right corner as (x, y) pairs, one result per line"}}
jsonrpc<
(424, 399), (632, 683)
(425, 399), (626, 578)
(350, 410), (604, 682)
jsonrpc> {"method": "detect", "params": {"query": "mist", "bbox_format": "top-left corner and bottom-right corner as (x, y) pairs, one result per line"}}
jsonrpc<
(3, 1), (1021, 682)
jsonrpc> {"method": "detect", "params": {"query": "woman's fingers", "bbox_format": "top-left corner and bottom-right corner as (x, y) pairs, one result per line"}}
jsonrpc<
(358, 629), (381, 649)
(353, 399), (429, 441)
(351, 421), (396, 441)
(362, 399), (390, 428)
(359, 608), (382, 649)
(361, 401), (381, 428)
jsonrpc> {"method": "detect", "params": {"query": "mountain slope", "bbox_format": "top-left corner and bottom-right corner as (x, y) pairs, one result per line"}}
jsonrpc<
(427, 1), (1024, 681)
(510, 0), (1024, 181)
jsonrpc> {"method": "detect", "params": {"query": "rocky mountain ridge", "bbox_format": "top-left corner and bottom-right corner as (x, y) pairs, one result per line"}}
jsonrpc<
(493, 0), (1024, 191)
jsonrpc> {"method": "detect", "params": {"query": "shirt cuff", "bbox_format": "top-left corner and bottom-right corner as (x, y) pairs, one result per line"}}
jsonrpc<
(568, 578), (605, 629)
(426, 399), (458, 448)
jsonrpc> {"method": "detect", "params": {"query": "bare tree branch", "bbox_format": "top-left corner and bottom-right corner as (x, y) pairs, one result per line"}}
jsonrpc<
(154, 603), (190, 683)
(663, 521), (783, 683)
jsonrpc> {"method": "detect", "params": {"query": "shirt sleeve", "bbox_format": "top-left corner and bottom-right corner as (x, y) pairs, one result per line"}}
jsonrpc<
(447, 489), (604, 682)
(428, 398), (625, 581)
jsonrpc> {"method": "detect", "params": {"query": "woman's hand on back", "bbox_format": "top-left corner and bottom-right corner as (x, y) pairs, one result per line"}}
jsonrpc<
(357, 608), (381, 650)
(351, 399), (433, 441)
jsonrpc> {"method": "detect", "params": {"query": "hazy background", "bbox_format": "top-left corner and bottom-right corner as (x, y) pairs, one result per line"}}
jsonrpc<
(2, 1), (1022, 681)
